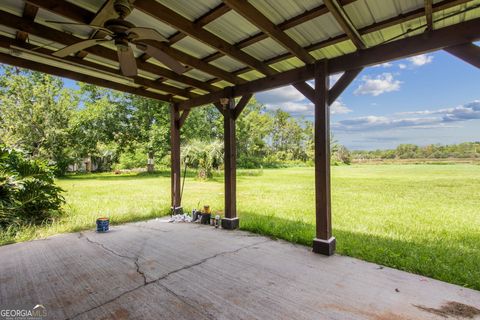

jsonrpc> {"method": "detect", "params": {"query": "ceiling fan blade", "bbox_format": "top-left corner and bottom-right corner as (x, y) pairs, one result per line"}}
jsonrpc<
(140, 44), (186, 74)
(52, 39), (110, 57)
(117, 45), (137, 77)
(127, 27), (167, 42)
(45, 20), (114, 34)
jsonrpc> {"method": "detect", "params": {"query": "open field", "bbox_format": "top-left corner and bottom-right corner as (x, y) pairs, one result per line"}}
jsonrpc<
(1, 164), (479, 290)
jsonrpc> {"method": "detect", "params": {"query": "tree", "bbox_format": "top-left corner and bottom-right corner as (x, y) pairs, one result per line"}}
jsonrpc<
(0, 66), (78, 175)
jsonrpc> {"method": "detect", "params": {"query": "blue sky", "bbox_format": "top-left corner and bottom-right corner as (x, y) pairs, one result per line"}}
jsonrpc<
(256, 49), (480, 150)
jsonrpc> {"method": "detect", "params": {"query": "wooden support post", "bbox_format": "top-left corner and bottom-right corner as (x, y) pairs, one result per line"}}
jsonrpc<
(221, 98), (239, 229)
(170, 103), (181, 212)
(312, 61), (336, 256)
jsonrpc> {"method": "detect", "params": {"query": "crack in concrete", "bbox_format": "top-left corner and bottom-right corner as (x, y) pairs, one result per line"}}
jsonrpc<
(67, 238), (268, 320)
(157, 282), (216, 320)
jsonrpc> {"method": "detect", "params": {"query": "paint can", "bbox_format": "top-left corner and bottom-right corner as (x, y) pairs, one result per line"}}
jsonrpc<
(96, 217), (110, 232)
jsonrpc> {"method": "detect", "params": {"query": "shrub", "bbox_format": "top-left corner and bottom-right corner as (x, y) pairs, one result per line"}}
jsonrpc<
(0, 145), (64, 229)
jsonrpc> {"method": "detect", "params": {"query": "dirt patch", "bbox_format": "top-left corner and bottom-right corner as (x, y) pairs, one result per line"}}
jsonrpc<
(415, 301), (480, 319)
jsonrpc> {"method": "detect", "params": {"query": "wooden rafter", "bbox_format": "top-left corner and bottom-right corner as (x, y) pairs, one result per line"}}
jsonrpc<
(323, 0), (366, 49)
(0, 52), (177, 102)
(425, 0), (434, 31)
(223, 0), (315, 64)
(134, 0), (276, 76)
(178, 17), (480, 110)
(15, 3), (38, 43)
(201, 0), (357, 64)
(20, 1), (239, 88)
(0, 35), (198, 99)
(444, 43), (480, 68)
(232, 94), (253, 120)
(225, 0), (470, 79)
(328, 68), (363, 105)
(0, 9), (217, 94)
(168, 4), (231, 45)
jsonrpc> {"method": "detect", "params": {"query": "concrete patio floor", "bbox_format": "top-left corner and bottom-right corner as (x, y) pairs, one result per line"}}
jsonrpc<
(1, 219), (479, 320)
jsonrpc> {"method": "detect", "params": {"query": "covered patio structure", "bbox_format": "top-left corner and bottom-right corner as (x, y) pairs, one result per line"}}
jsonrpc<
(1, 0), (480, 318)
(0, 0), (479, 255)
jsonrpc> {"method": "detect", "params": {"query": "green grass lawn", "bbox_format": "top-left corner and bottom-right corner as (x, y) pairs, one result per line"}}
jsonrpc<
(1, 164), (479, 290)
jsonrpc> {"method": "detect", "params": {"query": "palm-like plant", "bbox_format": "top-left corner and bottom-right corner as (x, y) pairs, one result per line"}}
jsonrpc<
(0, 145), (64, 228)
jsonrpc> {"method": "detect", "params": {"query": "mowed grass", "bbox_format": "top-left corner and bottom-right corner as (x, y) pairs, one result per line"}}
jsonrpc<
(1, 164), (479, 290)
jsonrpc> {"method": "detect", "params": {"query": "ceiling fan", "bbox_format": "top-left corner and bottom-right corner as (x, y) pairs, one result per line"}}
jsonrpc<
(47, 0), (186, 77)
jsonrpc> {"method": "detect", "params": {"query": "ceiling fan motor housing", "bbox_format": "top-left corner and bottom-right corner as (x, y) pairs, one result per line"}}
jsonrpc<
(114, 0), (133, 18)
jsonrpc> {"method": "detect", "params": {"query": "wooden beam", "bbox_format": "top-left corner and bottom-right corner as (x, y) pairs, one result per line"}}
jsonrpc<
(322, 0), (365, 49)
(232, 94), (253, 120)
(26, 0), (93, 23)
(0, 9), (217, 93)
(213, 102), (226, 116)
(328, 68), (363, 105)
(229, 0), (469, 79)
(134, 0), (275, 76)
(0, 52), (175, 102)
(222, 98), (239, 229)
(312, 60), (335, 256)
(16, 3), (38, 43)
(168, 4), (231, 45)
(223, 0), (315, 64)
(170, 104), (182, 208)
(141, 40), (245, 85)
(0, 36), (198, 99)
(293, 82), (314, 103)
(178, 17), (480, 110)
(178, 109), (191, 128)
(444, 42), (480, 68)
(425, 0), (434, 31)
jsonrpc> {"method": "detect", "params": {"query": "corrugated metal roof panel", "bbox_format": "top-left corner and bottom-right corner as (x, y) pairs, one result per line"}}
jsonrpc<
(1, 0), (24, 16)
(209, 55), (246, 72)
(35, 9), (93, 39)
(285, 13), (343, 47)
(247, 0), (321, 25)
(190, 88), (210, 95)
(66, 0), (102, 13)
(204, 10), (260, 44)
(242, 37), (288, 61)
(157, 0), (221, 21)
(171, 36), (217, 59)
(237, 69), (265, 81)
(362, 18), (426, 47)
(162, 79), (190, 89)
(127, 9), (178, 37)
(310, 40), (356, 59)
(434, 1), (480, 29)
(269, 56), (304, 72)
(210, 80), (232, 88)
(183, 68), (216, 82)
(345, 0), (424, 29)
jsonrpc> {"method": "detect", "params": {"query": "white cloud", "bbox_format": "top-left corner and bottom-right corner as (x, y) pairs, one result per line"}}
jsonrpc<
(333, 100), (480, 132)
(373, 62), (393, 68)
(256, 84), (353, 117)
(398, 63), (407, 69)
(331, 100), (352, 114)
(407, 54), (433, 66)
(398, 100), (480, 122)
(354, 73), (401, 96)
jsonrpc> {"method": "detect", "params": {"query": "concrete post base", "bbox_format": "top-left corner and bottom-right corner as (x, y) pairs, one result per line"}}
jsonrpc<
(221, 217), (239, 230)
(312, 237), (336, 256)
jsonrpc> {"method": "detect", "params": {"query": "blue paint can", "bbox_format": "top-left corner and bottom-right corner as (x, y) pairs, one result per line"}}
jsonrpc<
(96, 217), (109, 232)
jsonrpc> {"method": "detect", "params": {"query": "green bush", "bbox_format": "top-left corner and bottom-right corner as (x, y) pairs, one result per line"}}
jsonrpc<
(0, 145), (64, 229)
